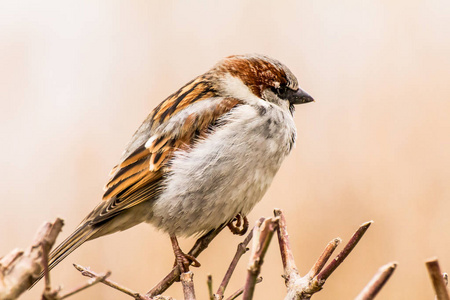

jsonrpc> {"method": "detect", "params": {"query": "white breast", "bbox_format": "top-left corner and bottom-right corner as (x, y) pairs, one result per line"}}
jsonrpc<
(148, 102), (297, 237)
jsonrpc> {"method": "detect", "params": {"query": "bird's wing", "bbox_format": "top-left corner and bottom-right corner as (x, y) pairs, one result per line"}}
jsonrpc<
(90, 78), (241, 224)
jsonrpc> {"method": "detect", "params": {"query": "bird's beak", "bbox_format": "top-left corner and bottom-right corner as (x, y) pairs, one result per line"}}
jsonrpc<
(288, 88), (314, 105)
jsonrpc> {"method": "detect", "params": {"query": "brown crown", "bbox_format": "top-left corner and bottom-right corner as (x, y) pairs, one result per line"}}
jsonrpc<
(216, 55), (289, 98)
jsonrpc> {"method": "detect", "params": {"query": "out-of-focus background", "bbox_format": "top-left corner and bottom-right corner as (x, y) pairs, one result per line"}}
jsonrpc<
(1, 1), (450, 299)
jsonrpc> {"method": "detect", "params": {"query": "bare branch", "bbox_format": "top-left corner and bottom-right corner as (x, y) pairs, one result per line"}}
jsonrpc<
(426, 258), (450, 300)
(242, 217), (279, 300)
(58, 271), (111, 300)
(0, 218), (64, 300)
(354, 261), (397, 300)
(74, 263), (150, 300)
(0, 210), (387, 300)
(180, 272), (196, 300)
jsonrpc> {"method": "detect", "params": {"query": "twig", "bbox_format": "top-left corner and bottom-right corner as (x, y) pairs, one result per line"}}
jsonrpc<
(274, 209), (299, 281)
(315, 221), (372, 283)
(147, 225), (226, 297)
(354, 261), (397, 300)
(58, 271), (111, 299)
(74, 264), (150, 300)
(242, 217), (279, 300)
(0, 218), (64, 300)
(215, 221), (257, 299)
(207, 275), (214, 300)
(426, 258), (450, 300)
(180, 272), (196, 300)
(225, 277), (262, 300)
(306, 238), (341, 279)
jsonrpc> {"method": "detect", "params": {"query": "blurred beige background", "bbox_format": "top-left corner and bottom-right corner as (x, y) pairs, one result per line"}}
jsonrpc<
(1, 1), (450, 299)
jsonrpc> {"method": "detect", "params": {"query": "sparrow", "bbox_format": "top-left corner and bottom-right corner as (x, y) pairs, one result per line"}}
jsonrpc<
(32, 54), (313, 286)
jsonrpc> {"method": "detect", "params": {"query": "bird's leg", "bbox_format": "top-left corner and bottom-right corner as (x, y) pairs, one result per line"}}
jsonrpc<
(227, 213), (249, 235)
(170, 234), (201, 273)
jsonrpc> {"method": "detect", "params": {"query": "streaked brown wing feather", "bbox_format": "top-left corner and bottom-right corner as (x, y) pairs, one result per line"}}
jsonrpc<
(153, 78), (216, 123)
(98, 76), (241, 223)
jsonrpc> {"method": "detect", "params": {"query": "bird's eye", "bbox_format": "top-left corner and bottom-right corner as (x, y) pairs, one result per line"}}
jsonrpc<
(271, 85), (289, 99)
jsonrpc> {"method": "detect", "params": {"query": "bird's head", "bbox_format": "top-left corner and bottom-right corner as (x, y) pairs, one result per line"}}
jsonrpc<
(210, 54), (314, 111)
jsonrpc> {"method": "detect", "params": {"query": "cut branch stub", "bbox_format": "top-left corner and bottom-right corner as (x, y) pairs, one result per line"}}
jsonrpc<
(180, 271), (196, 300)
(426, 257), (450, 300)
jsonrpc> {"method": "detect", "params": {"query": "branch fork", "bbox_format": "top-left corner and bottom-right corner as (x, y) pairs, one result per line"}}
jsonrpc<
(274, 209), (373, 299)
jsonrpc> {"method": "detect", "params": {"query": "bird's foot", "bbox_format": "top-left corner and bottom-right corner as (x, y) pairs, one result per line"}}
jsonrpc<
(170, 234), (201, 273)
(227, 213), (249, 236)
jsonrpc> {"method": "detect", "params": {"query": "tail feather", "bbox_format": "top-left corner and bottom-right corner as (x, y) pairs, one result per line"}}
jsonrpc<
(29, 222), (98, 289)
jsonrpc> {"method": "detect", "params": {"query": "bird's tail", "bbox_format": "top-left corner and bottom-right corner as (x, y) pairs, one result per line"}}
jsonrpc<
(29, 222), (98, 289)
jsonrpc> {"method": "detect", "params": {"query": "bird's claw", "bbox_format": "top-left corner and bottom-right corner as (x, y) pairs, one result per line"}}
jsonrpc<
(173, 251), (201, 273)
(170, 234), (201, 274)
(227, 213), (249, 236)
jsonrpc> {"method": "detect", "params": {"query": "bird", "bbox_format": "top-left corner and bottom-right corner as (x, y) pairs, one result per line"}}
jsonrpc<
(31, 54), (314, 286)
